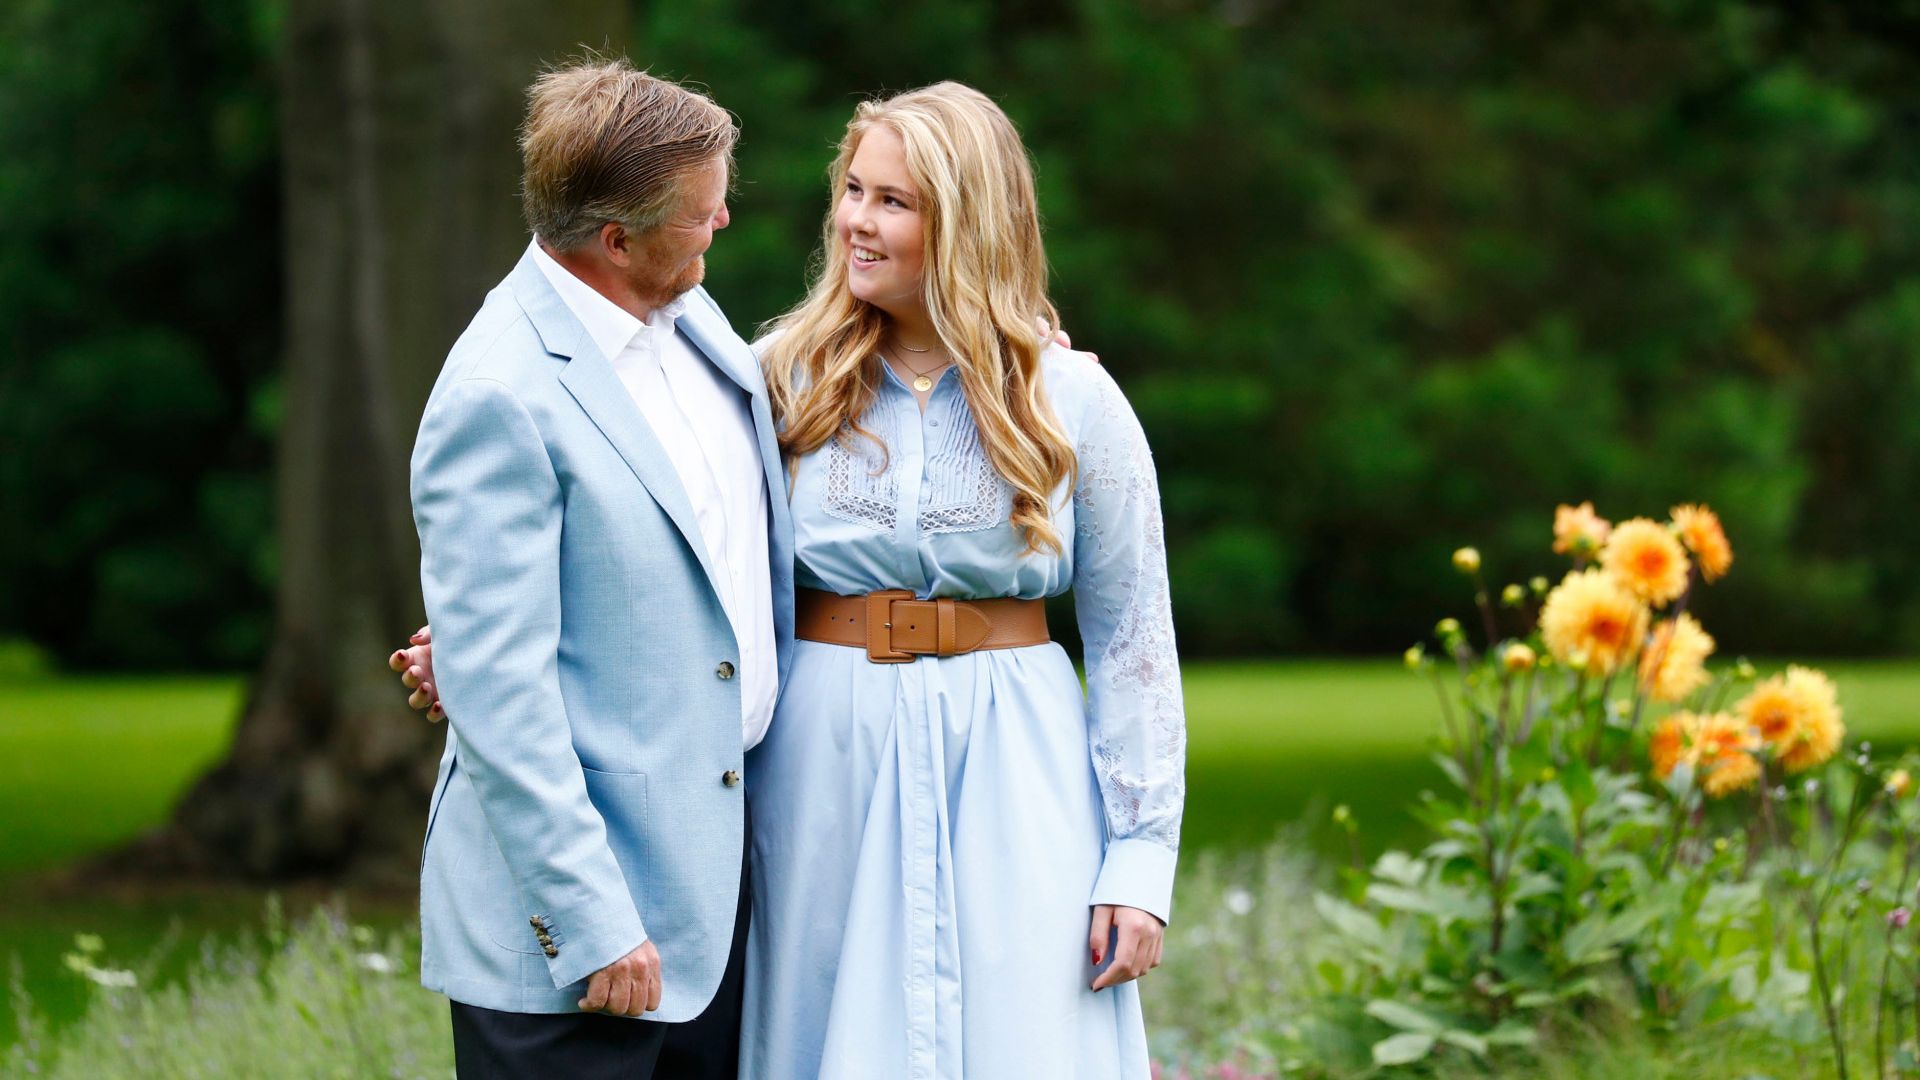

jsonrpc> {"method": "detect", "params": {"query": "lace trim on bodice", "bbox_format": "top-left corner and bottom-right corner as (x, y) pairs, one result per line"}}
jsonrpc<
(821, 395), (1014, 537)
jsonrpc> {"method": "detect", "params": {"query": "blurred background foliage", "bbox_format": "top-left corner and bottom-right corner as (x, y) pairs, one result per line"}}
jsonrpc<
(3, 0), (1918, 669)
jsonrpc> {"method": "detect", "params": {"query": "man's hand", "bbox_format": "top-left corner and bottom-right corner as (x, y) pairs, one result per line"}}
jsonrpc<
(386, 625), (444, 721)
(578, 940), (663, 1017)
(1088, 904), (1164, 990)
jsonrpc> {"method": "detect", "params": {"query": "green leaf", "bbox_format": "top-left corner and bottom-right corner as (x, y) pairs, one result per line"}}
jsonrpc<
(1365, 998), (1446, 1034)
(1431, 751), (1471, 792)
(1372, 850), (1426, 887)
(1438, 1029), (1489, 1057)
(1486, 1021), (1539, 1047)
(1313, 892), (1385, 949)
(1372, 1032), (1437, 1066)
(1561, 756), (1598, 810)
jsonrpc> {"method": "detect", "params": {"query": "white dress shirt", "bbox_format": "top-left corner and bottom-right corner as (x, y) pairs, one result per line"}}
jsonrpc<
(529, 241), (777, 750)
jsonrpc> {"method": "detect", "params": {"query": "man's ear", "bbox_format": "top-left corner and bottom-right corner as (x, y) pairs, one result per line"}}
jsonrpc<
(598, 221), (633, 267)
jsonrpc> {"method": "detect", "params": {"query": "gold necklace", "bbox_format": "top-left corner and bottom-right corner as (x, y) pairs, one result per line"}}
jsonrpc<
(888, 349), (949, 393)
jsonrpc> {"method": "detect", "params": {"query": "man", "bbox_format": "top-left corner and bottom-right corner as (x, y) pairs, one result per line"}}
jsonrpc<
(406, 58), (791, 1078)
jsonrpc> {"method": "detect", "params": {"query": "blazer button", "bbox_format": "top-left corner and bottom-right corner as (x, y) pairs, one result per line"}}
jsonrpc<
(722, 770), (741, 788)
(716, 661), (735, 680)
(543, 945), (558, 958)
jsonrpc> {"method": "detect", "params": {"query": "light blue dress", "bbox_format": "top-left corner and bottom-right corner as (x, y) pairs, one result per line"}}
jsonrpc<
(742, 346), (1186, 1080)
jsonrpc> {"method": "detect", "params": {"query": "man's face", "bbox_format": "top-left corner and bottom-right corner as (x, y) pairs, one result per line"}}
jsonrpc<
(624, 156), (730, 307)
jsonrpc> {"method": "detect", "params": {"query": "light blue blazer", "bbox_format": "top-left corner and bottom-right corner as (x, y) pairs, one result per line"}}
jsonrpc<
(409, 251), (794, 1020)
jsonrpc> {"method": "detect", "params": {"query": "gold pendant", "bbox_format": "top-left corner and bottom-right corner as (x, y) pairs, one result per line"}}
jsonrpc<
(913, 375), (933, 392)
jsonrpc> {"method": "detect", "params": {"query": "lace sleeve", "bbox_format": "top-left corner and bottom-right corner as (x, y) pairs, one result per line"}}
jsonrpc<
(1071, 364), (1186, 923)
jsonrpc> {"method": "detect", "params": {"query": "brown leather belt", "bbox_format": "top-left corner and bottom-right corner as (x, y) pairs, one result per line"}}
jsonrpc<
(795, 588), (1050, 663)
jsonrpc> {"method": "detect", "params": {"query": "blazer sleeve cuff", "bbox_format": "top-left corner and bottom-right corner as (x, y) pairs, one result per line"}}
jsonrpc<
(1088, 837), (1178, 925)
(541, 903), (648, 990)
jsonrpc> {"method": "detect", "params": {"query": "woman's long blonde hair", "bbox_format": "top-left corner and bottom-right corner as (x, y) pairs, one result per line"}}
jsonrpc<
(761, 82), (1076, 556)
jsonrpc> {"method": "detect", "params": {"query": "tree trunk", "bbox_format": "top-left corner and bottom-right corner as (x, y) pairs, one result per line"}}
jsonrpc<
(113, 0), (625, 885)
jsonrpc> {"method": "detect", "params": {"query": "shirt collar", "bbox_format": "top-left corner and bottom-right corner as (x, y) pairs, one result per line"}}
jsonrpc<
(527, 239), (689, 363)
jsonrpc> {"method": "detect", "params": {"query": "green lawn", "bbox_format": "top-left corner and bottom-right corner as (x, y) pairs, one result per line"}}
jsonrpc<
(0, 675), (243, 877)
(9, 660), (1919, 877)
(3, 659), (1919, 1050)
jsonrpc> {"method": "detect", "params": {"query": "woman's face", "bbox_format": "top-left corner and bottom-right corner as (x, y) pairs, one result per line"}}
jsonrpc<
(836, 126), (927, 322)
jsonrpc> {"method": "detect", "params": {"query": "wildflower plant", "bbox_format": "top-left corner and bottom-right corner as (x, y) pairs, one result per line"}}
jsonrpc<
(1309, 502), (1913, 1076)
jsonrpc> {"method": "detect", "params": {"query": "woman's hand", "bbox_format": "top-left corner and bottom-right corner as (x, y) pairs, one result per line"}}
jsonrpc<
(1088, 904), (1163, 990)
(386, 625), (444, 721)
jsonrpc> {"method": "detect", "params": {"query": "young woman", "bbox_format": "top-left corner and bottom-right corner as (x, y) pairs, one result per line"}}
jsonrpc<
(396, 82), (1184, 1079)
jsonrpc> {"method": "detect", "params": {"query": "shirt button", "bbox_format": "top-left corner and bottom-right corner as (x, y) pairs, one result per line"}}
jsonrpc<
(716, 661), (735, 680)
(722, 770), (742, 788)
(929, 420), (940, 427)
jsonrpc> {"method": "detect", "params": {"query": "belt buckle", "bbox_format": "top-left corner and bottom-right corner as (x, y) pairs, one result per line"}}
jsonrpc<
(864, 589), (918, 664)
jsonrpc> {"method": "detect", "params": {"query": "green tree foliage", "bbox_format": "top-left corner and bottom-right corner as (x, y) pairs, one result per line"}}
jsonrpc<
(0, 0), (281, 668)
(4, 0), (1918, 665)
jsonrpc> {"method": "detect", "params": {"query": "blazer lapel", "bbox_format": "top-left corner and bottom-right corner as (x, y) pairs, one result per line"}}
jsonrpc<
(510, 254), (728, 601)
(677, 295), (798, 673)
(559, 351), (729, 602)
(675, 298), (792, 548)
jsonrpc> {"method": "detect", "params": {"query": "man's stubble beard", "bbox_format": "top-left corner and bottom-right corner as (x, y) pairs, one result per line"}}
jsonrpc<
(670, 255), (705, 299)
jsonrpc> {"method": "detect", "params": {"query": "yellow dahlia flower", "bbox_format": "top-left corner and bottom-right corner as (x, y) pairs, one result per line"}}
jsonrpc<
(1670, 504), (1733, 583)
(1738, 666), (1844, 774)
(1637, 613), (1715, 703)
(1601, 518), (1692, 606)
(1553, 502), (1612, 557)
(1650, 711), (1700, 780)
(1695, 712), (1762, 798)
(1539, 569), (1650, 678)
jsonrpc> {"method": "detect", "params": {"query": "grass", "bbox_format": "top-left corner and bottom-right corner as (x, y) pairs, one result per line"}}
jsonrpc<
(1183, 657), (1920, 856)
(0, 675), (242, 877)
(3, 659), (1919, 1069)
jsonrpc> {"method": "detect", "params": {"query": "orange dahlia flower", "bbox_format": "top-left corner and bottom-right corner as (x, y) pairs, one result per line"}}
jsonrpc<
(1601, 518), (1692, 607)
(1696, 712), (1762, 798)
(1539, 569), (1650, 678)
(1650, 711), (1700, 780)
(1553, 502), (1612, 557)
(1670, 504), (1733, 583)
(1637, 613), (1715, 703)
(1738, 666), (1844, 774)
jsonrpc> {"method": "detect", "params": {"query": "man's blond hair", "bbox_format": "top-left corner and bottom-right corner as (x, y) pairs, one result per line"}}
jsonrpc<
(520, 57), (737, 250)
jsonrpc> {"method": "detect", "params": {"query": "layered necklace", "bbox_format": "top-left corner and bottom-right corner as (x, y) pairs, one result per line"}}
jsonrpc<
(889, 338), (949, 393)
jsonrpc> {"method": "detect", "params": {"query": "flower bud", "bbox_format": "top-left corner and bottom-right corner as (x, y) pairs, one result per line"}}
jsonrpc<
(1888, 769), (1912, 798)
(1501, 583), (1526, 607)
(1734, 659), (1757, 681)
(1436, 617), (1462, 639)
(1453, 547), (1481, 575)
(1538, 766), (1557, 783)
(1332, 804), (1352, 825)
(1502, 643), (1537, 674)
(1857, 879), (1874, 897)
(1891, 907), (1912, 931)
(1403, 645), (1426, 671)
(1529, 576), (1550, 596)
(1712, 837), (1729, 854)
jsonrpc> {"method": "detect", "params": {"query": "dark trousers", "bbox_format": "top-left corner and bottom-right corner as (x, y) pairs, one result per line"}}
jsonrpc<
(450, 814), (752, 1080)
